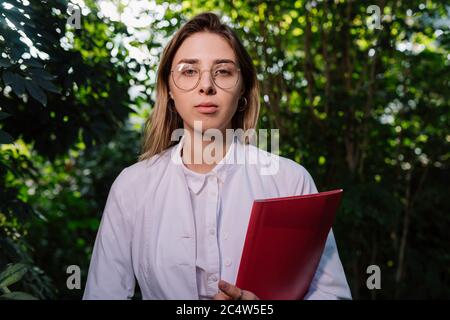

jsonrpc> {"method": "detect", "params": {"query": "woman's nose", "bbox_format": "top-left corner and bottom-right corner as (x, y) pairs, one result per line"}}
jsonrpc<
(198, 70), (216, 94)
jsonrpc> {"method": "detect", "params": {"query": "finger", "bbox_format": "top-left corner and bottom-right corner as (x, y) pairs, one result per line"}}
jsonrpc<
(213, 290), (232, 300)
(219, 280), (241, 300)
(241, 290), (260, 300)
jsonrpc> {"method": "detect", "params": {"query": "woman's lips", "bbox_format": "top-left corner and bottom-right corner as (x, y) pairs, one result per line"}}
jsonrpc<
(195, 104), (218, 114)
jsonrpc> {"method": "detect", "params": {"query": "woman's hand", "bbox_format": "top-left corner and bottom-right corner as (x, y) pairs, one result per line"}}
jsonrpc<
(213, 280), (260, 300)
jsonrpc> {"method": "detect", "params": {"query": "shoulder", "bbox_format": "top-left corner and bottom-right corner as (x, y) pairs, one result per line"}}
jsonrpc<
(110, 146), (175, 194)
(245, 143), (318, 195)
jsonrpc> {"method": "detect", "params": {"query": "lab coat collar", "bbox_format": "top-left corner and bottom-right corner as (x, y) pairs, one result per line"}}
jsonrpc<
(171, 133), (241, 194)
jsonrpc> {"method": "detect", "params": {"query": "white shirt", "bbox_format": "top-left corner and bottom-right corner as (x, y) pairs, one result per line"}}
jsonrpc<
(180, 136), (239, 299)
(83, 134), (352, 300)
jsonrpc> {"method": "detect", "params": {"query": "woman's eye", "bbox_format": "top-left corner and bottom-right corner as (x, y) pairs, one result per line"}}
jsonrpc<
(215, 69), (231, 76)
(182, 69), (197, 76)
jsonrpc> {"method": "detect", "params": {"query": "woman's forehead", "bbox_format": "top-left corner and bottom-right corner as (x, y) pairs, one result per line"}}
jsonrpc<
(179, 31), (232, 49)
(173, 32), (237, 65)
(174, 58), (237, 66)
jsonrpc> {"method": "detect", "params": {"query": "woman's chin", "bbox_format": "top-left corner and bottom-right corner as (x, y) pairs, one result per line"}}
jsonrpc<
(188, 122), (225, 135)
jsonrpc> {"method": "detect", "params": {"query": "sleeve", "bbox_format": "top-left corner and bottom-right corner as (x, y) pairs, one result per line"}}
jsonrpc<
(303, 229), (352, 300)
(82, 169), (136, 300)
(294, 165), (353, 300)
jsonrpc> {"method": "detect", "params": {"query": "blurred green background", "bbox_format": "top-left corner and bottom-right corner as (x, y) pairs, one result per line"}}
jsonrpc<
(0, 0), (449, 299)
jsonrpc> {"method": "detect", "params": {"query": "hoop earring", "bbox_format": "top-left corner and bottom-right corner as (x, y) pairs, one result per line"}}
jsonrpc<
(238, 96), (247, 112)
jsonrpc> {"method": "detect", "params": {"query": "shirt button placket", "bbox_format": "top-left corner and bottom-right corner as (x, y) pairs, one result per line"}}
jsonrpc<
(206, 174), (220, 296)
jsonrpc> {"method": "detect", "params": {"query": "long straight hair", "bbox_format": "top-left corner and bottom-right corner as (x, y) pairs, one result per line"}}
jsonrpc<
(139, 12), (260, 161)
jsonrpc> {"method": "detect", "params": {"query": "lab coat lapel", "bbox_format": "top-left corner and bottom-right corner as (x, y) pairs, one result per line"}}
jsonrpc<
(157, 141), (198, 299)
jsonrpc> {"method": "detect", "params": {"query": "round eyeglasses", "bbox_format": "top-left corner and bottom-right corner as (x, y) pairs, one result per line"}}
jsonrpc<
(171, 62), (241, 91)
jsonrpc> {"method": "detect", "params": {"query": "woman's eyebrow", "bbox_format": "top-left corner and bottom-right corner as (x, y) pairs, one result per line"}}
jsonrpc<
(176, 58), (236, 65)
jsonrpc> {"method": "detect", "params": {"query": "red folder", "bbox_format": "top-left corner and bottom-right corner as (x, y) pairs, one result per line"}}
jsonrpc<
(235, 189), (343, 300)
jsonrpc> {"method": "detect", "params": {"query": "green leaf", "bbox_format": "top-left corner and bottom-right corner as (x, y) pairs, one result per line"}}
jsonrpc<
(10, 73), (26, 97)
(0, 292), (39, 300)
(28, 68), (56, 81)
(2, 71), (15, 85)
(25, 80), (47, 106)
(2, 7), (28, 25)
(0, 263), (28, 288)
(38, 79), (61, 94)
(23, 59), (43, 68)
(0, 111), (10, 121)
(0, 130), (14, 144)
(0, 58), (11, 68)
(10, 48), (23, 61)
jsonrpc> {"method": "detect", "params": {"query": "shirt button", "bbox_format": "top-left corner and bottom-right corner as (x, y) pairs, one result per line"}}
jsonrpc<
(210, 275), (218, 282)
(209, 228), (216, 236)
(223, 232), (229, 240)
(225, 258), (232, 267)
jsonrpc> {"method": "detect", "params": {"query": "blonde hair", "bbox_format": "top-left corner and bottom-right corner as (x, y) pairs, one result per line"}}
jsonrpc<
(139, 12), (260, 161)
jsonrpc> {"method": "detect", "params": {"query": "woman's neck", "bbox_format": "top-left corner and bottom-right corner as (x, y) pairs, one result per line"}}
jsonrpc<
(181, 129), (233, 174)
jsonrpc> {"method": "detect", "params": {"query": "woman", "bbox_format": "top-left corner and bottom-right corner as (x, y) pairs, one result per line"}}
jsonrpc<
(83, 12), (352, 300)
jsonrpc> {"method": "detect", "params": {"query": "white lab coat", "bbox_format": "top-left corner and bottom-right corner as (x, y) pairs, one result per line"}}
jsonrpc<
(83, 135), (352, 300)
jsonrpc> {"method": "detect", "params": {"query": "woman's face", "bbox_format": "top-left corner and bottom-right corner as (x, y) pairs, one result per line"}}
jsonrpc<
(169, 32), (244, 135)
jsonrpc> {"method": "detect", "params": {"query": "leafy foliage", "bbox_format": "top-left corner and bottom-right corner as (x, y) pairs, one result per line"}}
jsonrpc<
(0, 0), (449, 299)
